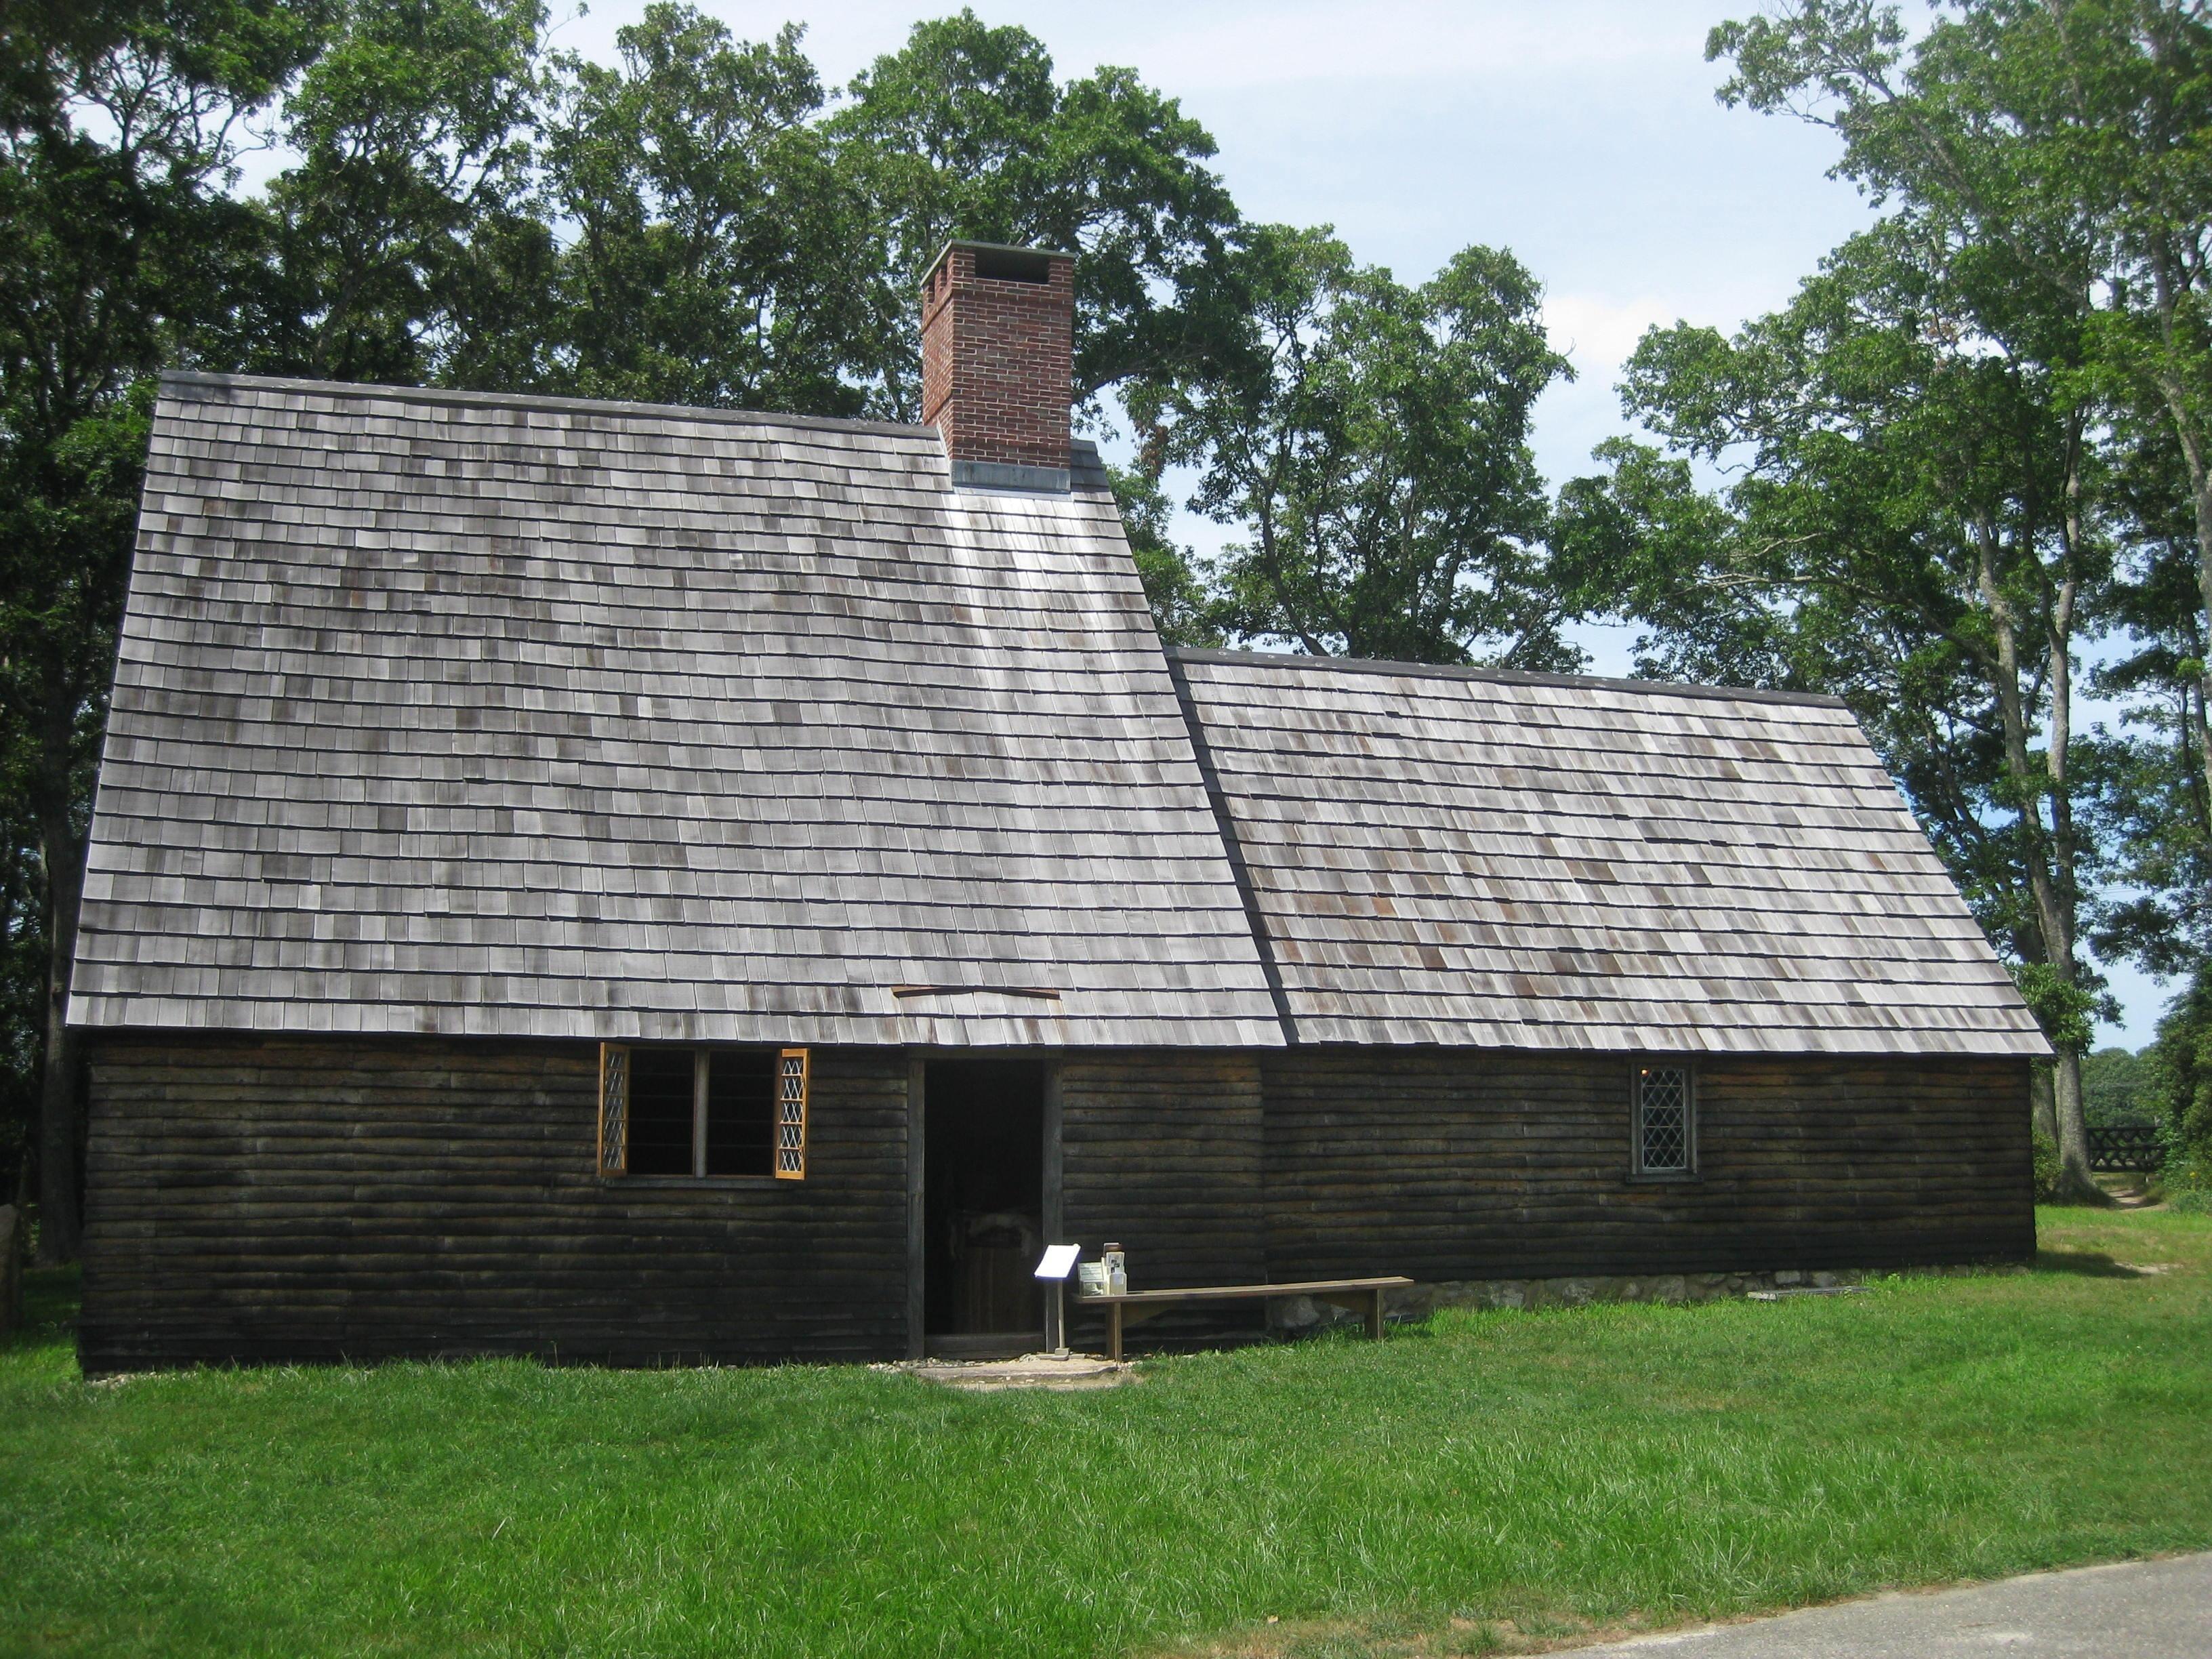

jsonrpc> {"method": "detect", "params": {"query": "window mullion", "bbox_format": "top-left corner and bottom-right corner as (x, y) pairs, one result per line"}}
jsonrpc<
(692, 1050), (710, 1179)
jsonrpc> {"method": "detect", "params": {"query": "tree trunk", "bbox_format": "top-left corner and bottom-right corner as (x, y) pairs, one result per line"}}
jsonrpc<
(34, 811), (87, 1266)
(2051, 1048), (2100, 1205)
(2188, 678), (2211, 846)
(1967, 518), (2100, 1200)
(2042, 455), (2102, 1208)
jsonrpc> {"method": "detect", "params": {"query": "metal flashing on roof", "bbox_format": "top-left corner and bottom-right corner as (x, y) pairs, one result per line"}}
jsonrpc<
(950, 459), (1071, 495)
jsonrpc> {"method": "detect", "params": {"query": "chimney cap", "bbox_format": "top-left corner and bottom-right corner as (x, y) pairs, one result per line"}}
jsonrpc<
(920, 239), (1078, 287)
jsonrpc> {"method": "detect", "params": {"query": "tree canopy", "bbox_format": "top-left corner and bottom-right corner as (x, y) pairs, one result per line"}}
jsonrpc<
(1134, 227), (1576, 665)
(1659, 0), (2212, 1194)
(7, 0), (2212, 1240)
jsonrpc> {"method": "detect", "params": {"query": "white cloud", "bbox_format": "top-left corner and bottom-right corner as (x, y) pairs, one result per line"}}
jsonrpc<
(1541, 291), (1684, 384)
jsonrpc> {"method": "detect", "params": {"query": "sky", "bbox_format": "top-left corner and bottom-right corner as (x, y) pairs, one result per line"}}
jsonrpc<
(548, 0), (1876, 482)
(544, 0), (2169, 1042)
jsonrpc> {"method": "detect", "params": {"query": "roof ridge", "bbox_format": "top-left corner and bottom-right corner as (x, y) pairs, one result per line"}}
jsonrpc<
(1165, 645), (1850, 711)
(157, 369), (970, 447)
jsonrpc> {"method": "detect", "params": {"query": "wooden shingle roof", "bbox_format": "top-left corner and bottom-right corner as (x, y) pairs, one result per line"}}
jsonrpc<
(68, 374), (1285, 1047)
(73, 373), (2049, 1058)
(1168, 649), (2049, 1056)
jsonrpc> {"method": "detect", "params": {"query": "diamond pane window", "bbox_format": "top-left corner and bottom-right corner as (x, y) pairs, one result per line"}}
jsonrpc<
(1637, 1065), (1692, 1174)
(598, 1044), (630, 1174)
(598, 1044), (800, 1179)
(775, 1049), (810, 1180)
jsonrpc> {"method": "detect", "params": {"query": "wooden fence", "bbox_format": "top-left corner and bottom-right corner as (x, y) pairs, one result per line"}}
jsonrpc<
(2088, 1124), (2165, 1172)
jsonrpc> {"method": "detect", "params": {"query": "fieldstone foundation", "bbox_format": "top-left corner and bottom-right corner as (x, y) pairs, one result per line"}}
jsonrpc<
(1268, 1261), (2014, 1332)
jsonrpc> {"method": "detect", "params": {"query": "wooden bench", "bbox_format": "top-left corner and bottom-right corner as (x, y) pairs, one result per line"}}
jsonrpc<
(1078, 1276), (1414, 1361)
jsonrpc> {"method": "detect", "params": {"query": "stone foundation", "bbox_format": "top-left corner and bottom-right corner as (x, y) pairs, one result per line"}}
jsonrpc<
(1268, 1261), (2014, 1332)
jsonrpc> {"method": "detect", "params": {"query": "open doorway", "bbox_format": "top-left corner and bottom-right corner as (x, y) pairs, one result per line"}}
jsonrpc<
(924, 1059), (1046, 1355)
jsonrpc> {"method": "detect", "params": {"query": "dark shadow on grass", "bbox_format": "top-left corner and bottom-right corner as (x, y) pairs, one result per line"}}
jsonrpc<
(2034, 1249), (2148, 1278)
(5, 1263), (81, 1353)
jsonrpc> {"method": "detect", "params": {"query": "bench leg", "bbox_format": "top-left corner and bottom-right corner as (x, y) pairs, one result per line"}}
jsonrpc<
(1369, 1287), (1385, 1341)
(1110, 1303), (1123, 1364)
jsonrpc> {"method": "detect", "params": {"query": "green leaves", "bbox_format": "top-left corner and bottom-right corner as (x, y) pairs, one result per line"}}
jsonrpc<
(541, 9), (869, 413)
(0, 8), (1280, 1226)
(1549, 438), (1799, 691)
(831, 10), (1240, 415)
(2149, 964), (2212, 1189)
(0, 0), (328, 1247)
(1108, 466), (1221, 650)
(1704, 0), (2212, 1000)
(260, 0), (548, 385)
(1593, 196), (2114, 1056)
(1144, 226), (1575, 667)
(2012, 961), (2106, 1057)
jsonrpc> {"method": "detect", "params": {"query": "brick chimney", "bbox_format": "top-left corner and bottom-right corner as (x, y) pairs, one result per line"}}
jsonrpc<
(920, 241), (1076, 492)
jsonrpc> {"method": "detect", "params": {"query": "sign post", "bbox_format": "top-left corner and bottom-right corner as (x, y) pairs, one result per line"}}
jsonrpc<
(1034, 1243), (1080, 1357)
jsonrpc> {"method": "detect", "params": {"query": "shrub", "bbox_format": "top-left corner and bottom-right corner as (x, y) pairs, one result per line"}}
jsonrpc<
(2032, 1125), (2063, 1202)
(2148, 967), (2212, 1196)
(2083, 1046), (2157, 1128)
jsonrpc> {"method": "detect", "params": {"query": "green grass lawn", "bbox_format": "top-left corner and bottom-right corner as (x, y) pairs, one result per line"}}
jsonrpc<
(5, 1208), (2210, 1659)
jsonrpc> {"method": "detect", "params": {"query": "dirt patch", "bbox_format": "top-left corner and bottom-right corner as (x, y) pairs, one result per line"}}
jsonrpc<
(876, 1353), (1135, 1391)
(2094, 1174), (2165, 1210)
(1162, 1606), (1683, 1658)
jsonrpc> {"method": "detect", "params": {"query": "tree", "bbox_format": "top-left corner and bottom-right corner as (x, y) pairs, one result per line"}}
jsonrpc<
(0, 6), (1270, 1252)
(2146, 963), (2212, 1189)
(2081, 426), (2211, 979)
(0, 797), (43, 1204)
(250, 0), (548, 386)
(830, 9), (1242, 417)
(1108, 467), (1222, 649)
(2080, 1044), (2154, 1125)
(1582, 220), (2114, 1198)
(539, 8), (875, 413)
(1138, 226), (1576, 667)
(1710, 0), (2212, 992)
(0, 0), (321, 1259)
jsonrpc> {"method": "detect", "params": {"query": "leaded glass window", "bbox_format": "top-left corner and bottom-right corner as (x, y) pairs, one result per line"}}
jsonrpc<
(1636, 1064), (1693, 1175)
(598, 1043), (629, 1174)
(775, 1048), (810, 1180)
(596, 1044), (804, 1181)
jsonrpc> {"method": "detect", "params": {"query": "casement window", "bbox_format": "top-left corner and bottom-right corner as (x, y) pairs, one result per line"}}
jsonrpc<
(1633, 1063), (1695, 1177)
(598, 1044), (808, 1180)
(775, 1048), (809, 1179)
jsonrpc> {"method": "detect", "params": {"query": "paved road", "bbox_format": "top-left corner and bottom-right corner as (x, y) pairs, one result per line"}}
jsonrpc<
(1565, 1553), (2212, 1656)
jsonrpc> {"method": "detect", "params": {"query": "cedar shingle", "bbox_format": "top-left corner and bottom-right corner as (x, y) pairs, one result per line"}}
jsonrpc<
(74, 373), (2050, 1061)
(70, 374), (1284, 1046)
(1168, 647), (2048, 1057)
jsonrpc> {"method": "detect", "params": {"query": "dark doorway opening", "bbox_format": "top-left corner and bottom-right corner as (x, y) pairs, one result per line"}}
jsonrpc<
(924, 1060), (1046, 1352)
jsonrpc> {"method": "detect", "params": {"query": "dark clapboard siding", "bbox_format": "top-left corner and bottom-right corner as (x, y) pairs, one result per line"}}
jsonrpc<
(1265, 1050), (2034, 1284)
(79, 1036), (2036, 1371)
(1059, 1050), (1266, 1346)
(79, 1035), (909, 1371)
